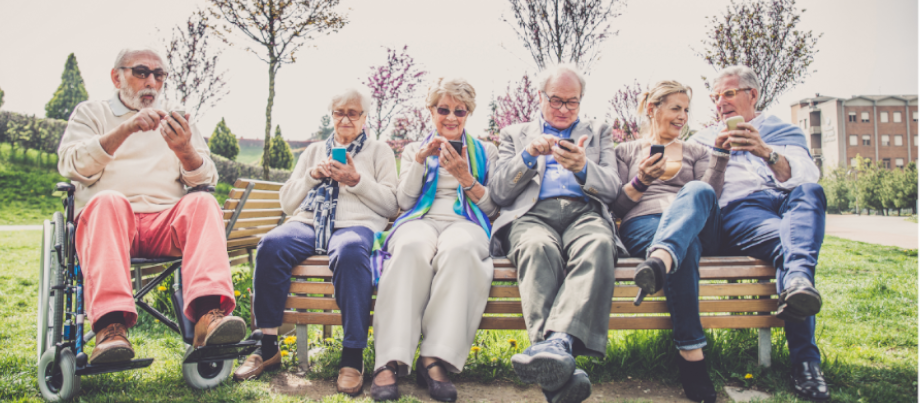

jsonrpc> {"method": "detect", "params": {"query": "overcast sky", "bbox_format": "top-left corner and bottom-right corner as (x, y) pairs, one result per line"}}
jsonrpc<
(0, 0), (917, 142)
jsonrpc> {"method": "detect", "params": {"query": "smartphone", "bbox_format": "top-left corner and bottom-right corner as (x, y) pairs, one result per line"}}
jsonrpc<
(171, 110), (186, 120)
(650, 144), (665, 163)
(557, 137), (574, 151)
(449, 140), (464, 155)
(726, 116), (746, 147)
(332, 147), (347, 165)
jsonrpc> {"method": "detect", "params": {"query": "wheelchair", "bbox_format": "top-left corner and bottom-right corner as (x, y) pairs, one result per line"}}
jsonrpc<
(36, 183), (260, 401)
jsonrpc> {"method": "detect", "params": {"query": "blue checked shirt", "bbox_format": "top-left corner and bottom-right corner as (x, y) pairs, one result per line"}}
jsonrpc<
(520, 118), (589, 201)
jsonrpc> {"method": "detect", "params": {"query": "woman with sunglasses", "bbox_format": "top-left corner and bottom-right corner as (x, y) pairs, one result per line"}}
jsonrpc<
(369, 77), (498, 402)
(234, 88), (399, 396)
(611, 80), (730, 403)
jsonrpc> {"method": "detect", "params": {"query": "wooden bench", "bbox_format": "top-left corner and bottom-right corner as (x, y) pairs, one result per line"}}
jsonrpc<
(223, 179), (783, 371)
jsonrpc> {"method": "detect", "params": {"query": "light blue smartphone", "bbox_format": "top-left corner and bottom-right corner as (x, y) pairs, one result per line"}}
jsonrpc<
(332, 147), (347, 165)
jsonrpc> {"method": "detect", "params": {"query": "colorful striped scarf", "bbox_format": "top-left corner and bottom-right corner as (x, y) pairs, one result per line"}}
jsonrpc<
(370, 130), (491, 286)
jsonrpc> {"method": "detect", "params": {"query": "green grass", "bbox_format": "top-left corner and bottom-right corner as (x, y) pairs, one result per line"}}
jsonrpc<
(0, 143), (67, 225)
(235, 144), (264, 165)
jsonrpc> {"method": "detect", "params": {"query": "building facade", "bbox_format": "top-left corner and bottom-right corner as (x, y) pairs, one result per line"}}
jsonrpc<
(790, 94), (917, 172)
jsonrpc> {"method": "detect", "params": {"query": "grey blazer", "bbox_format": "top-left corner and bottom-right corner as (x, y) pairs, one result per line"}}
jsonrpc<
(488, 119), (628, 257)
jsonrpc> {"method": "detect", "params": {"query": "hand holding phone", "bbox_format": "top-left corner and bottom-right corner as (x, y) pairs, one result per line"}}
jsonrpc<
(448, 140), (464, 156)
(650, 144), (665, 163)
(332, 147), (347, 165)
(726, 116), (746, 147)
(557, 137), (575, 151)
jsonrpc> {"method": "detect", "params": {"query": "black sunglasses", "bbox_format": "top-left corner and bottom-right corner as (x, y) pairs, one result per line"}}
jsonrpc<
(436, 107), (468, 118)
(119, 66), (168, 82)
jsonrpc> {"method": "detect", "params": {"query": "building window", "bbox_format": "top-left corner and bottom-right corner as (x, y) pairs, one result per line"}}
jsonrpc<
(914, 111), (919, 122)
(861, 112), (870, 122)
(896, 158), (905, 168)
(883, 158), (891, 169)
(848, 112), (857, 122)
(849, 135), (858, 146)
(916, 135), (919, 145)
(882, 135), (890, 146)
(895, 135), (903, 146)
(862, 135), (871, 146)
(880, 112), (889, 123)
(851, 158), (858, 167)
(894, 112), (902, 123)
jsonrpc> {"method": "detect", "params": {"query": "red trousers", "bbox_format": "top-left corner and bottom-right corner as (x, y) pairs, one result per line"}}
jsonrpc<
(76, 191), (235, 329)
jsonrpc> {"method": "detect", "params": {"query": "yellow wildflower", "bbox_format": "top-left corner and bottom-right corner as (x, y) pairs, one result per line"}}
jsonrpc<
(744, 373), (753, 379)
(157, 286), (167, 292)
(285, 336), (296, 345)
(369, 328), (374, 335)
(508, 339), (518, 348)
(234, 290), (241, 297)
(325, 338), (334, 343)
(470, 346), (481, 354)
(281, 351), (289, 357)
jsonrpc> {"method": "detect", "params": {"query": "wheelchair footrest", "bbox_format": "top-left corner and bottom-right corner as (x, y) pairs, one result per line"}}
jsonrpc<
(75, 358), (154, 376)
(183, 340), (259, 364)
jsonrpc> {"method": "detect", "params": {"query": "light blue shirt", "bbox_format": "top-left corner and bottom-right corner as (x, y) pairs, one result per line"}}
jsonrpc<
(520, 118), (589, 201)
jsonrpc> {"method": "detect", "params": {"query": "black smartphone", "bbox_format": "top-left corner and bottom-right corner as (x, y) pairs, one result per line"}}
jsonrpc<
(557, 138), (574, 151)
(650, 144), (665, 163)
(449, 140), (464, 155)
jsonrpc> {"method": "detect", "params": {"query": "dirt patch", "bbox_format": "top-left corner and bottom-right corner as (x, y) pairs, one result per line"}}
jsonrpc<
(270, 372), (732, 402)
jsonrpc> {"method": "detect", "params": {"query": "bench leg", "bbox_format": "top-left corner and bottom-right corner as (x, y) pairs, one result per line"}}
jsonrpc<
(297, 324), (310, 372)
(757, 328), (772, 368)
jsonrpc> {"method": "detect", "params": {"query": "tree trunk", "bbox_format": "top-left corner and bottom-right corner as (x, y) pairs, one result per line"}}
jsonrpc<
(262, 63), (277, 180)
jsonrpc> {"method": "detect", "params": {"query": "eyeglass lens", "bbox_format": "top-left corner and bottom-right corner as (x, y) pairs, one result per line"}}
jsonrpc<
(437, 107), (468, 117)
(333, 110), (363, 120)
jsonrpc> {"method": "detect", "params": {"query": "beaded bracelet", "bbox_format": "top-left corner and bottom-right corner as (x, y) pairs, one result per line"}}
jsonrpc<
(630, 176), (649, 192)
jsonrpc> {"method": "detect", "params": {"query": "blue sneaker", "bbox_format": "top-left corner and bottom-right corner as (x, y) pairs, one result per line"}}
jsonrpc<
(511, 338), (576, 391)
(543, 368), (591, 403)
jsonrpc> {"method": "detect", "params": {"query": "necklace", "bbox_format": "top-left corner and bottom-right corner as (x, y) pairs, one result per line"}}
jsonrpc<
(652, 136), (680, 147)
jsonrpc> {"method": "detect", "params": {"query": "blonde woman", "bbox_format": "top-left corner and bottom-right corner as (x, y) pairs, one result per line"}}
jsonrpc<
(369, 77), (499, 402)
(611, 80), (730, 403)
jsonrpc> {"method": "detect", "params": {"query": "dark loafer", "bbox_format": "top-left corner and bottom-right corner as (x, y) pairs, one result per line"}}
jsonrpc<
(543, 368), (591, 403)
(233, 351), (281, 381)
(633, 257), (667, 306)
(415, 357), (457, 402)
(792, 361), (830, 401)
(337, 365), (364, 396)
(371, 362), (399, 402)
(776, 277), (823, 323)
(511, 338), (576, 392)
(88, 323), (134, 365)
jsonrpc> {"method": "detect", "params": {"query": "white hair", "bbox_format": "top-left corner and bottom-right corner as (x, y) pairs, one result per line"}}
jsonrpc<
(713, 65), (761, 103)
(328, 87), (372, 113)
(536, 63), (587, 99)
(113, 47), (165, 69)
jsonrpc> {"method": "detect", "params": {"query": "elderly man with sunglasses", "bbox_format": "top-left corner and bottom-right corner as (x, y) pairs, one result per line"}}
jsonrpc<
(56, 48), (245, 366)
(690, 65), (829, 401)
(490, 64), (624, 403)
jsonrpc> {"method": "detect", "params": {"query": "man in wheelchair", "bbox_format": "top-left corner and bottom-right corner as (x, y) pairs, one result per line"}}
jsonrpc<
(56, 47), (245, 365)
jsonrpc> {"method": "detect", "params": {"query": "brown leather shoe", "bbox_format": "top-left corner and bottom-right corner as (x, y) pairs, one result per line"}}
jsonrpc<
(233, 351), (281, 382)
(88, 323), (134, 365)
(337, 365), (365, 396)
(193, 309), (246, 348)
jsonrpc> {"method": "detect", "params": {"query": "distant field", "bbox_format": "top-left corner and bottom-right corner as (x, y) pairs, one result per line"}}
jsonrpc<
(235, 143), (264, 165)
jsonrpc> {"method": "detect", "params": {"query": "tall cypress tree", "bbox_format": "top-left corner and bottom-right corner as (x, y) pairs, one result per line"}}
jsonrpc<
(0, 84), (5, 109)
(208, 118), (240, 161)
(45, 53), (89, 120)
(265, 125), (293, 170)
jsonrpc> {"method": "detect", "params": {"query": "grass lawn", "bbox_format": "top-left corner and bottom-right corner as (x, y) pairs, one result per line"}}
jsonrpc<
(0, 144), (67, 225)
(0, 227), (915, 402)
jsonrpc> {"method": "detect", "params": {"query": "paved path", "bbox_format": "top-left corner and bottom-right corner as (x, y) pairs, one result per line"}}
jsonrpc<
(0, 225), (41, 231)
(825, 214), (918, 249)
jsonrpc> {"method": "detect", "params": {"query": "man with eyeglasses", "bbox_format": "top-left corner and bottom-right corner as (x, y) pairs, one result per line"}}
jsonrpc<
(489, 64), (623, 403)
(57, 48), (245, 366)
(690, 65), (829, 401)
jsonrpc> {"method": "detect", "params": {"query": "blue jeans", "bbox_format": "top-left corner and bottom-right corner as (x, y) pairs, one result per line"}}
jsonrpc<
(719, 183), (826, 365)
(253, 222), (374, 349)
(620, 182), (722, 350)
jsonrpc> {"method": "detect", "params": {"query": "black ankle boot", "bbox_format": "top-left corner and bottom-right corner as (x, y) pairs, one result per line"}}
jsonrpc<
(633, 257), (667, 306)
(676, 354), (716, 403)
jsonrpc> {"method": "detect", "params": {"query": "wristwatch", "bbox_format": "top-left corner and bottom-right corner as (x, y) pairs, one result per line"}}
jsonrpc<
(766, 150), (780, 165)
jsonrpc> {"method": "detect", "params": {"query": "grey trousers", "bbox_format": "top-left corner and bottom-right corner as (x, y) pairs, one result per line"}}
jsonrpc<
(505, 198), (617, 357)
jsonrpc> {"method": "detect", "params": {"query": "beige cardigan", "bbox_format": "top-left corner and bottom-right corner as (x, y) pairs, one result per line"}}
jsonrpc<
(279, 138), (399, 233)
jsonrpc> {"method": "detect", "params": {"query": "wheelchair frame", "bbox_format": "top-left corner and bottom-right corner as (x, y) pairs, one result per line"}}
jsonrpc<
(36, 183), (259, 401)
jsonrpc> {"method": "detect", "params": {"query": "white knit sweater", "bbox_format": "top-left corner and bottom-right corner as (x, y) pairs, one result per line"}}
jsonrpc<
(279, 138), (399, 233)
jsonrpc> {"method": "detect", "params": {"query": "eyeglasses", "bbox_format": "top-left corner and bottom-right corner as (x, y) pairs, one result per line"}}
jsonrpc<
(119, 66), (168, 82)
(332, 110), (365, 121)
(436, 107), (468, 118)
(543, 92), (580, 110)
(709, 88), (752, 103)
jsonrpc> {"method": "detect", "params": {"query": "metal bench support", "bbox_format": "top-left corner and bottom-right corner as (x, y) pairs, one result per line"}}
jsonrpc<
(758, 328), (771, 367)
(296, 324), (310, 372)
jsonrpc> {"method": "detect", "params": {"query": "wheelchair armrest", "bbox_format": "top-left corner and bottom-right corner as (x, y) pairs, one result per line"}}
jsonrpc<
(55, 182), (76, 193)
(187, 184), (216, 194)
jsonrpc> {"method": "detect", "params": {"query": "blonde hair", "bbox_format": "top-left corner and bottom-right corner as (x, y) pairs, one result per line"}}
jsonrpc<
(636, 80), (692, 138)
(426, 77), (477, 114)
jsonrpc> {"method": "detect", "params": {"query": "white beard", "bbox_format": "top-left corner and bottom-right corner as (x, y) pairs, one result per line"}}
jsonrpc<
(119, 84), (159, 110)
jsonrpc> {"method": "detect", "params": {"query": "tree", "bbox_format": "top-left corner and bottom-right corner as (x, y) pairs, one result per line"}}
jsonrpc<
(884, 162), (918, 215)
(312, 114), (334, 140)
(0, 85), (4, 109)
(391, 106), (432, 141)
(606, 80), (642, 143)
(853, 155), (890, 215)
(163, 9), (229, 122)
(696, 0), (822, 111)
(265, 125), (294, 170)
(819, 166), (853, 213)
(210, 0), (348, 179)
(365, 46), (427, 139)
(491, 73), (540, 132)
(208, 118), (240, 161)
(505, 0), (625, 71)
(45, 53), (89, 120)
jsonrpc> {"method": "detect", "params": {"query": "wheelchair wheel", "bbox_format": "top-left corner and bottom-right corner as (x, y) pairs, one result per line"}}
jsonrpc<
(38, 348), (80, 401)
(181, 346), (233, 389)
(35, 213), (65, 362)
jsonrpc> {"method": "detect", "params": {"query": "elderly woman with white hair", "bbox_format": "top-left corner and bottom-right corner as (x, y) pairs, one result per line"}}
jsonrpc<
(234, 88), (398, 396)
(369, 77), (499, 402)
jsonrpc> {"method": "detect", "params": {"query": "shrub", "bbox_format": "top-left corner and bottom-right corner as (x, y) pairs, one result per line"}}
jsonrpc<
(208, 118), (239, 161)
